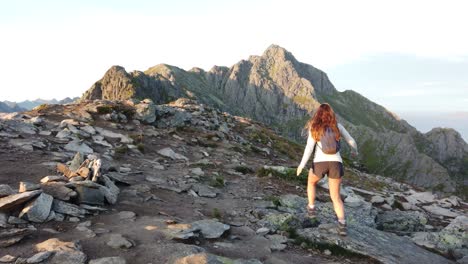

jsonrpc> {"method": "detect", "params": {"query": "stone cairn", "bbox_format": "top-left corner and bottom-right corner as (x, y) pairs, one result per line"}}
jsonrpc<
(0, 152), (119, 249)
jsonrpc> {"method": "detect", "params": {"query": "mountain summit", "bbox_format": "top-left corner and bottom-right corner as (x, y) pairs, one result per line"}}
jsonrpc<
(80, 45), (467, 195)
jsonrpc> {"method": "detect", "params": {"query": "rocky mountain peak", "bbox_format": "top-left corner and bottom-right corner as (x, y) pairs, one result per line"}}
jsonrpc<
(425, 127), (468, 163)
(261, 44), (298, 63)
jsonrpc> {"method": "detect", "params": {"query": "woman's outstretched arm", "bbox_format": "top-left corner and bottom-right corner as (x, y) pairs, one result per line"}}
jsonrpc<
(338, 123), (358, 154)
(297, 131), (316, 175)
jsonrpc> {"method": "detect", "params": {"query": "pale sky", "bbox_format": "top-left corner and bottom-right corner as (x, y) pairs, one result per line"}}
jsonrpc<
(1, 0), (467, 117)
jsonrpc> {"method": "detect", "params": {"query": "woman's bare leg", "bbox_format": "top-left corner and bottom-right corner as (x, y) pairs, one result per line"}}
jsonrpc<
(328, 177), (345, 221)
(307, 169), (321, 207)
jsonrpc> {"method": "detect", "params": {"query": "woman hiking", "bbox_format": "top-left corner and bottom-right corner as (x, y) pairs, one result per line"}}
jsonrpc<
(296, 103), (358, 236)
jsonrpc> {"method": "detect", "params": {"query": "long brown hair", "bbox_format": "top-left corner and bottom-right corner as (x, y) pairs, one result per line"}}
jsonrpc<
(305, 103), (341, 141)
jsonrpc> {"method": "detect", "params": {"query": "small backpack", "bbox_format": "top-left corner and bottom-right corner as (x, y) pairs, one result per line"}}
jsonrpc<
(318, 126), (341, 154)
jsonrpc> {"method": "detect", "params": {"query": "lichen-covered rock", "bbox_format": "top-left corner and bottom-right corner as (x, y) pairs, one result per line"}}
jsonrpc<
(412, 215), (468, 261)
(376, 210), (427, 234)
(135, 99), (156, 124)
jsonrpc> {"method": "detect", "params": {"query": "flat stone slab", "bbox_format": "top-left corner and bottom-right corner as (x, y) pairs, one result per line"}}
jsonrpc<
(19, 182), (41, 192)
(0, 190), (42, 211)
(422, 205), (460, 218)
(297, 223), (453, 264)
(52, 200), (88, 217)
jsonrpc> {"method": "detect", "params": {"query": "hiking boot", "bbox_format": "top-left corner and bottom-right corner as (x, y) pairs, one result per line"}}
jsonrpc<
(307, 206), (316, 218)
(338, 222), (347, 236)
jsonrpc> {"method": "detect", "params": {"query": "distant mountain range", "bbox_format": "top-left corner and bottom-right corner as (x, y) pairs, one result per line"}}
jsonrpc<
(79, 44), (468, 196)
(0, 97), (79, 112)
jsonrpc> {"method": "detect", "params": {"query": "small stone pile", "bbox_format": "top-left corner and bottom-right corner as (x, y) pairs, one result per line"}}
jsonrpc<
(0, 152), (120, 249)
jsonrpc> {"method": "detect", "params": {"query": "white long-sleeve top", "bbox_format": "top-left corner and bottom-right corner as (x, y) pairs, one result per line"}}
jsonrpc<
(298, 123), (358, 169)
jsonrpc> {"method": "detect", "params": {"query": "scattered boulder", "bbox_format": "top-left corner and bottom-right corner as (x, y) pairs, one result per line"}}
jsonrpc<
(370, 195), (385, 204)
(258, 213), (300, 232)
(64, 140), (93, 154)
(135, 100), (156, 124)
(106, 234), (134, 249)
(191, 219), (230, 239)
(266, 234), (288, 251)
(118, 211), (136, 220)
(376, 210), (427, 234)
(157, 147), (189, 161)
(19, 193), (53, 223)
(99, 175), (119, 204)
(192, 184), (217, 198)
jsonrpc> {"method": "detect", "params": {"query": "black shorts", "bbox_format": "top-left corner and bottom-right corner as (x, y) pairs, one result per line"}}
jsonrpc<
(312, 162), (344, 179)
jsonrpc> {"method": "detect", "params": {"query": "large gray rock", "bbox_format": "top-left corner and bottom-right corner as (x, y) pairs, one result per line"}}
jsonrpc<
(135, 100), (156, 124)
(376, 210), (427, 234)
(191, 219), (230, 239)
(74, 186), (105, 206)
(258, 212), (301, 232)
(52, 200), (88, 217)
(69, 152), (83, 171)
(297, 223), (453, 264)
(19, 193), (53, 222)
(0, 190), (42, 211)
(99, 175), (119, 204)
(106, 234), (133, 249)
(64, 140), (93, 154)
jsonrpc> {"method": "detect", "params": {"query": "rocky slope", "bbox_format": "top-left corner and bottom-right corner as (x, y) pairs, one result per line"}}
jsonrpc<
(0, 99), (466, 263)
(79, 45), (467, 195)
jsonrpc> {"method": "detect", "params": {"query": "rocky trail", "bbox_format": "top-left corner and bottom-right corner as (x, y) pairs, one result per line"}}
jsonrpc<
(0, 99), (466, 264)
